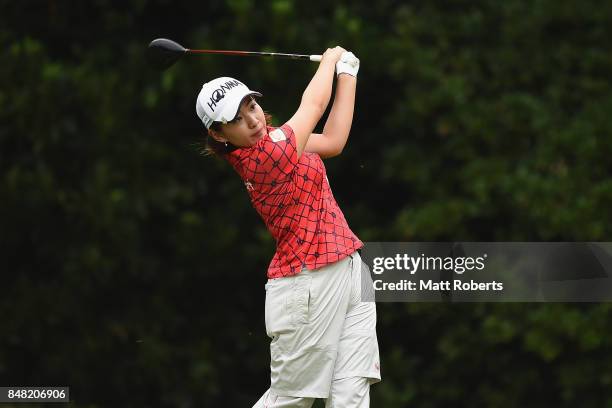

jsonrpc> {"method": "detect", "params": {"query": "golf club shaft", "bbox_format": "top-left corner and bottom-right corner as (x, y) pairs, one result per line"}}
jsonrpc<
(187, 49), (322, 62)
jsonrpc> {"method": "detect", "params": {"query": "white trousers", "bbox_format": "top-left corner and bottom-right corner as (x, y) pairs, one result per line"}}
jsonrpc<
(253, 252), (380, 407)
(254, 376), (370, 407)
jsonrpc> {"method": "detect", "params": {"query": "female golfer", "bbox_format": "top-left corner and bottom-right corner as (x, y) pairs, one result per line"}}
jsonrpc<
(196, 46), (380, 407)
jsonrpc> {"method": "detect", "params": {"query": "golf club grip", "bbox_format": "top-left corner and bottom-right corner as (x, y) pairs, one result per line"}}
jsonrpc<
(309, 55), (323, 62)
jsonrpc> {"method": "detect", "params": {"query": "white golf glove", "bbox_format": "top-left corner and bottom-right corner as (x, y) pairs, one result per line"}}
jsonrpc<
(336, 51), (360, 77)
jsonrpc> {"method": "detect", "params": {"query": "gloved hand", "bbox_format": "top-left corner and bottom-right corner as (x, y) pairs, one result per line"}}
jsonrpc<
(336, 51), (360, 77)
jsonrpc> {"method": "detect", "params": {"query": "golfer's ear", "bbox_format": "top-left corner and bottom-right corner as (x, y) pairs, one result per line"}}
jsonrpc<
(209, 129), (226, 143)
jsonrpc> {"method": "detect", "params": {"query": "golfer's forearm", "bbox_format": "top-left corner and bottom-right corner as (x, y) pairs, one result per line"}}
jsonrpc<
(300, 59), (337, 114)
(322, 75), (357, 153)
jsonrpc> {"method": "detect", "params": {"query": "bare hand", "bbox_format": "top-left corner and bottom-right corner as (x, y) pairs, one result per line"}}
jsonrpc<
(321, 46), (346, 64)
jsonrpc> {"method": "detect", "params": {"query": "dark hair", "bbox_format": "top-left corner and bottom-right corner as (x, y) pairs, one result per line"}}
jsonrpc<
(199, 111), (273, 157)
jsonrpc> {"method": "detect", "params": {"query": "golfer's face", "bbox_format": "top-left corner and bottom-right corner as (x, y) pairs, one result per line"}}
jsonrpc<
(222, 98), (267, 147)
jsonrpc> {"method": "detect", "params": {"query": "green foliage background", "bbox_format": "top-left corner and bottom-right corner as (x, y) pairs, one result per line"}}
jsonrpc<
(1, 1), (611, 406)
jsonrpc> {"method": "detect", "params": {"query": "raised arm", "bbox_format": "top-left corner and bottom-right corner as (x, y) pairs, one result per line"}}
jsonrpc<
(305, 51), (360, 158)
(287, 47), (346, 158)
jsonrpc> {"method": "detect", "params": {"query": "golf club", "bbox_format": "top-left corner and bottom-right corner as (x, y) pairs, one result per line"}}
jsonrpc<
(147, 38), (323, 70)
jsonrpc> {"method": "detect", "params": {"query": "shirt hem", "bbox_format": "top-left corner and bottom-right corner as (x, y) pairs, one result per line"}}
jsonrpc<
(267, 242), (364, 279)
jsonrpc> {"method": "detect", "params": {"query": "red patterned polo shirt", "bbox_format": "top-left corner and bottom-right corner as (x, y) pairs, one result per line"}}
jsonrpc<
(225, 123), (363, 278)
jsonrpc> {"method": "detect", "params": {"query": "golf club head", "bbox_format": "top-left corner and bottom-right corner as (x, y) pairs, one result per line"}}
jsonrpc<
(147, 38), (187, 70)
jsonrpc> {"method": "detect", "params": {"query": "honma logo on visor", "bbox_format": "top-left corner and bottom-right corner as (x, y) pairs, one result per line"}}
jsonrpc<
(206, 79), (243, 112)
